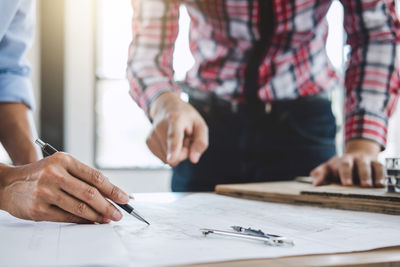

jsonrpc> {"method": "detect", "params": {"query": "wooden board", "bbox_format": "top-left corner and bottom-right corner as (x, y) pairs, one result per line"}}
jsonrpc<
(215, 179), (400, 215)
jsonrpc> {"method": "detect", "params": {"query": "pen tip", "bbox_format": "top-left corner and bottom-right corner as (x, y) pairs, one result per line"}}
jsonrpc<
(130, 211), (150, 225)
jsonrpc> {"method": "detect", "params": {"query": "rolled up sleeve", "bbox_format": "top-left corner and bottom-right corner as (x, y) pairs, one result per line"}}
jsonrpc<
(0, 0), (35, 110)
(0, 70), (34, 109)
(341, 0), (400, 149)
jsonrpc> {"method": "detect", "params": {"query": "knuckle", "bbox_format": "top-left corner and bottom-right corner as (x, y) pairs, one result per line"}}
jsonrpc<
(340, 160), (352, 168)
(355, 155), (366, 164)
(40, 167), (64, 184)
(110, 185), (119, 198)
(74, 202), (87, 216)
(85, 186), (98, 201)
(42, 164), (58, 177)
(53, 152), (73, 165)
(91, 170), (106, 186)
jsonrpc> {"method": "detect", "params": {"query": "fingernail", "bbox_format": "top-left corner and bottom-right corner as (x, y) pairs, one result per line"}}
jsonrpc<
(167, 153), (173, 162)
(192, 152), (201, 163)
(103, 218), (111, 224)
(345, 179), (352, 186)
(118, 192), (129, 203)
(112, 210), (122, 221)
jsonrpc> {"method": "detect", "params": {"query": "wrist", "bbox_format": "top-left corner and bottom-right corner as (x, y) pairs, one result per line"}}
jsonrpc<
(345, 139), (380, 157)
(149, 91), (182, 121)
(0, 164), (17, 211)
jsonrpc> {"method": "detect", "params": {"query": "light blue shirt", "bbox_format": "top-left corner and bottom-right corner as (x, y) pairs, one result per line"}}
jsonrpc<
(0, 0), (35, 110)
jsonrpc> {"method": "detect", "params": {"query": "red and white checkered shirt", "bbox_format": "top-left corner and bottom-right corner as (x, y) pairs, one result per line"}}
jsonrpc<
(127, 0), (400, 149)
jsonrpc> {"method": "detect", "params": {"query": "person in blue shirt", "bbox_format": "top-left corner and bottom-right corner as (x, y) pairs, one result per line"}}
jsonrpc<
(0, 0), (129, 224)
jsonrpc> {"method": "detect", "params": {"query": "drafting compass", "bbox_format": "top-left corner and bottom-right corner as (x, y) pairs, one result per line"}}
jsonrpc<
(200, 226), (294, 247)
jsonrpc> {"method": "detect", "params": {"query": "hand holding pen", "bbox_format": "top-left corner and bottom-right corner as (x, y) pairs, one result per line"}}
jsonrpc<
(34, 139), (149, 225)
(0, 138), (140, 224)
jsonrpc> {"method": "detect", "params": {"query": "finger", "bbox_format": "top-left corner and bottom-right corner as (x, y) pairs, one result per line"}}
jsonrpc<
(66, 159), (129, 205)
(338, 155), (354, 186)
(171, 147), (190, 167)
(310, 163), (330, 186)
(146, 134), (168, 164)
(189, 122), (209, 164)
(355, 157), (373, 187)
(46, 205), (93, 224)
(59, 172), (123, 221)
(154, 130), (168, 156)
(168, 136), (190, 167)
(52, 191), (105, 223)
(372, 160), (385, 187)
(166, 122), (185, 165)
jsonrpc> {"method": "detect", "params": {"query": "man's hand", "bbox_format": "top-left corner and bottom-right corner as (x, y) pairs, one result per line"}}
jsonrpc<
(0, 153), (129, 223)
(148, 91), (209, 167)
(310, 139), (384, 187)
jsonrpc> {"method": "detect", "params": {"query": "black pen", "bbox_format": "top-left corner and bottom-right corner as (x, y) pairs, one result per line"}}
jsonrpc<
(35, 138), (150, 225)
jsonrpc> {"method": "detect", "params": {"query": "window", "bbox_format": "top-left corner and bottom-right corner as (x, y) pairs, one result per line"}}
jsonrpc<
(95, 1), (193, 169)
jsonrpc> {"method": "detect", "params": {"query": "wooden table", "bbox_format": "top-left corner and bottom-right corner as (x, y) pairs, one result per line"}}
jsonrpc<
(193, 246), (400, 267)
(135, 193), (400, 267)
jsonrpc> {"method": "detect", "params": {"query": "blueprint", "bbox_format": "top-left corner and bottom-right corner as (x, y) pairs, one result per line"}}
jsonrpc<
(1, 193), (400, 266)
(114, 193), (400, 266)
(0, 212), (129, 266)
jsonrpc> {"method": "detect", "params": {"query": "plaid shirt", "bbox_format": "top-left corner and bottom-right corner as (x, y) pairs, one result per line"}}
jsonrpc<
(127, 0), (400, 149)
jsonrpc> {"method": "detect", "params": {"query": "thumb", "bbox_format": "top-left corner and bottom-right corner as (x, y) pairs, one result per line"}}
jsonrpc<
(189, 122), (209, 164)
(310, 163), (329, 186)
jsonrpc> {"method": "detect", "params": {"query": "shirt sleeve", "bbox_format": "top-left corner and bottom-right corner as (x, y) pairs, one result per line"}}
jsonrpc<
(0, 0), (35, 110)
(340, 0), (400, 149)
(127, 0), (181, 116)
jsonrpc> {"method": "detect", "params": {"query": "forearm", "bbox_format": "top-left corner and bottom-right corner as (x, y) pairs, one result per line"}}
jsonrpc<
(0, 103), (42, 165)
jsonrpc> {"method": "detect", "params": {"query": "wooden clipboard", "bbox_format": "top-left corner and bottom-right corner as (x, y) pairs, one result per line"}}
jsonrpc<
(215, 177), (400, 215)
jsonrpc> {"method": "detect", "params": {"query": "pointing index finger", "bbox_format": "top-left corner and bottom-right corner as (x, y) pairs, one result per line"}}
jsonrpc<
(167, 122), (185, 165)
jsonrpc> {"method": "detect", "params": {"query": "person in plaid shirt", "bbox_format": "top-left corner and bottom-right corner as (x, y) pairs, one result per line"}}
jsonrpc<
(127, 0), (400, 191)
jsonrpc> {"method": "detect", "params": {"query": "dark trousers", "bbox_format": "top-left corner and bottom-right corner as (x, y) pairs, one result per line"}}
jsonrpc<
(172, 95), (337, 192)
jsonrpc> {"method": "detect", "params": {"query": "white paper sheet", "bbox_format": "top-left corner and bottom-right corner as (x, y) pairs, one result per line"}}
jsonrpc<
(0, 211), (130, 266)
(114, 193), (400, 266)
